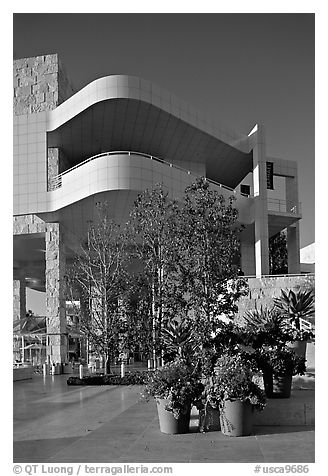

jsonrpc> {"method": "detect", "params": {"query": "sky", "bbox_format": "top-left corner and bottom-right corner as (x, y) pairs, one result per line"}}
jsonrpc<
(13, 13), (315, 252)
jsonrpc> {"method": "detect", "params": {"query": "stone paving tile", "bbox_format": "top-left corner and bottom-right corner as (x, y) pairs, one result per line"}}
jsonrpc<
(14, 378), (143, 441)
(255, 428), (315, 463)
(254, 425), (315, 436)
(13, 437), (81, 463)
(13, 376), (315, 464)
(43, 402), (158, 463)
(49, 441), (126, 463)
(189, 433), (264, 463)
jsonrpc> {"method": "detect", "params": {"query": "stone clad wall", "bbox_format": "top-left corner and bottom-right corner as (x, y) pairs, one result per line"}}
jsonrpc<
(237, 275), (315, 318)
(13, 214), (47, 235)
(13, 279), (26, 324)
(13, 54), (73, 363)
(13, 54), (75, 115)
(13, 280), (20, 321)
(45, 223), (67, 363)
(13, 215), (68, 363)
(47, 147), (71, 190)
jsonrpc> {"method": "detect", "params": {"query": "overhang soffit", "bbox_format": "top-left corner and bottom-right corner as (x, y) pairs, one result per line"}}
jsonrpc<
(46, 75), (251, 153)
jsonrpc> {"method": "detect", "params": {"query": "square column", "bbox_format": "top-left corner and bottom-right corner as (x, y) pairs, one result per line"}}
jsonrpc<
(285, 174), (301, 274)
(13, 273), (26, 325)
(46, 223), (67, 364)
(240, 242), (256, 276)
(287, 223), (301, 274)
(252, 125), (269, 276)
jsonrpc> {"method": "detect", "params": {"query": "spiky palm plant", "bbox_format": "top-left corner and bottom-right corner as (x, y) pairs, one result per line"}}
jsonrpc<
(161, 319), (198, 361)
(243, 305), (285, 330)
(274, 289), (315, 330)
(242, 305), (290, 348)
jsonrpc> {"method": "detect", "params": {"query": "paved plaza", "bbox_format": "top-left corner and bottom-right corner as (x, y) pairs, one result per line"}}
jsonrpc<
(13, 373), (315, 463)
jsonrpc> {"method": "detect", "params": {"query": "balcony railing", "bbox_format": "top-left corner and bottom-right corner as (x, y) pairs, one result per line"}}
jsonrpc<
(267, 198), (301, 215)
(47, 150), (246, 197)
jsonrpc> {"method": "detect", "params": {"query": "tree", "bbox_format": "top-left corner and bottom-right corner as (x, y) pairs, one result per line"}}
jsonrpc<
(269, 231), (288, 275)
(127, 185), (180, 366)
(122, 273), (153, 360)
(127, 178), (249, 364)
(175, 178), (247, 341)
(65, 204), (130, 374)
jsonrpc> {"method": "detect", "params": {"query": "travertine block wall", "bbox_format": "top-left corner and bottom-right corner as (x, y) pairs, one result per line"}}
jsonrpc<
(237, 275), (315, 319)
(13, 215), (45, 327)
(13, 278), (26, 324)
(47, 147), (70, 190)
(13, 214), (47, 235)
(13, 54), (74, 363)
(13, 215), (68, 363)
(45, 223), (67, 363)
(13, 54), (75, 115)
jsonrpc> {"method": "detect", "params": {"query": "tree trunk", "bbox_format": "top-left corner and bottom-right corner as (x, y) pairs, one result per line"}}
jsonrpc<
(104, 354), (111, 375)
(152, 281), (157, 368)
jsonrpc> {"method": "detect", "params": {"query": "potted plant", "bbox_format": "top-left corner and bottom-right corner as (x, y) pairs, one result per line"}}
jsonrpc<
(202, 353), (266, 437)
(257, 346), (306, 398)
(142, 359), (204, 434)
(274, 289), (315, 358)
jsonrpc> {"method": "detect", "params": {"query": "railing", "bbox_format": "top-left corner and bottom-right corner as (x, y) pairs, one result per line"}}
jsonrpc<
(48, 150), (245, 197)
(244, 273), (315, 279)
(300, 317), (315, 332)
(48, 175), (62, 190)
(267, 198), (301, 215)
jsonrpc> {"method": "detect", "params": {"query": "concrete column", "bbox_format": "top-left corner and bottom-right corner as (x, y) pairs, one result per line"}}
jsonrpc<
(285, 175), (299, 214)
(13, 273), (26, 325)
(285, 173), (301, 274)
(287, 223), (301, 274)
(46, 223), (67, 364)
(240, 242), (256, 276)
(252, 125), (269, 276)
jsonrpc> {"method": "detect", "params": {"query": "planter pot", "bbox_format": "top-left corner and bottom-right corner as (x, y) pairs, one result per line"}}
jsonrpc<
(50, 364), (61, 375)
(263, 370), (292, 398)
(219, 399), (253, 437)
(199, 404), (220, 432)
(156, 398), (191, 434)
(287, 340), (307, 359)
(62, 363), (73, 374)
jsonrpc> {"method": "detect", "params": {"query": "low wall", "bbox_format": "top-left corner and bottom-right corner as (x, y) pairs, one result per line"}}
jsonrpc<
(237, 274), (315, 318)
(13, 366), (33, 381)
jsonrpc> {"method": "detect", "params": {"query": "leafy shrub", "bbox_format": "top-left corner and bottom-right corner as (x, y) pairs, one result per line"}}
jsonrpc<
(204, 353), (266, 411)
(256, 347), (306, 377)
(141, 359), (204, 419)
(104, 371), (150, 385)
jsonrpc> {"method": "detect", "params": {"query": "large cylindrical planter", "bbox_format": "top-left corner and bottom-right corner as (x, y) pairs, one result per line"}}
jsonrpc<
(263, 370), (292, 398)
(219, 400), (253, 437)
(156, 399), (191, 434)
